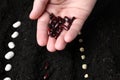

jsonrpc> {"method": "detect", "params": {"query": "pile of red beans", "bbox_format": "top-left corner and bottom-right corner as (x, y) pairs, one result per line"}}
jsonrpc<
(48, 13), (76, 39)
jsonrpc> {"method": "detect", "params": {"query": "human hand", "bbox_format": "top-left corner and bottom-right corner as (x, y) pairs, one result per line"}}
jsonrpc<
(29, 0), (96, 52)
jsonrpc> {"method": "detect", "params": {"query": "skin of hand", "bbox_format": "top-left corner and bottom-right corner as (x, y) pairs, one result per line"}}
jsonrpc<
(29, 0), (96, 52)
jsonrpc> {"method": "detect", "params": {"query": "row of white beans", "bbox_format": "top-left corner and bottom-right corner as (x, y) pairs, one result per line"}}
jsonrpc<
(3, 21), (21, 80)
(78, 32), (89, 79)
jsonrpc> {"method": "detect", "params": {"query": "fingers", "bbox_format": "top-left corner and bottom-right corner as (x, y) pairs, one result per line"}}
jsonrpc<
(47, 37), (56, 52)
(37, 14), (85, 52)
(37, 12), (67, 52)
(47, 31), (67, 52)
(29, 0), (49, 19)
(64, 19), (84, 43)
(37, 16), (85, 52)
(46, 18), (85, 52)
(37, 12), (50, 46)
(55, 30), (67, 50)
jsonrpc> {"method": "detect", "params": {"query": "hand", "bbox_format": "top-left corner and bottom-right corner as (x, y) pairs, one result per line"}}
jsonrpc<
(29, 0), (96, 52)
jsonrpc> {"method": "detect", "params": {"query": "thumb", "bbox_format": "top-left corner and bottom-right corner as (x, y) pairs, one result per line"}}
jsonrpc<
(29, 0), (49, 19)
